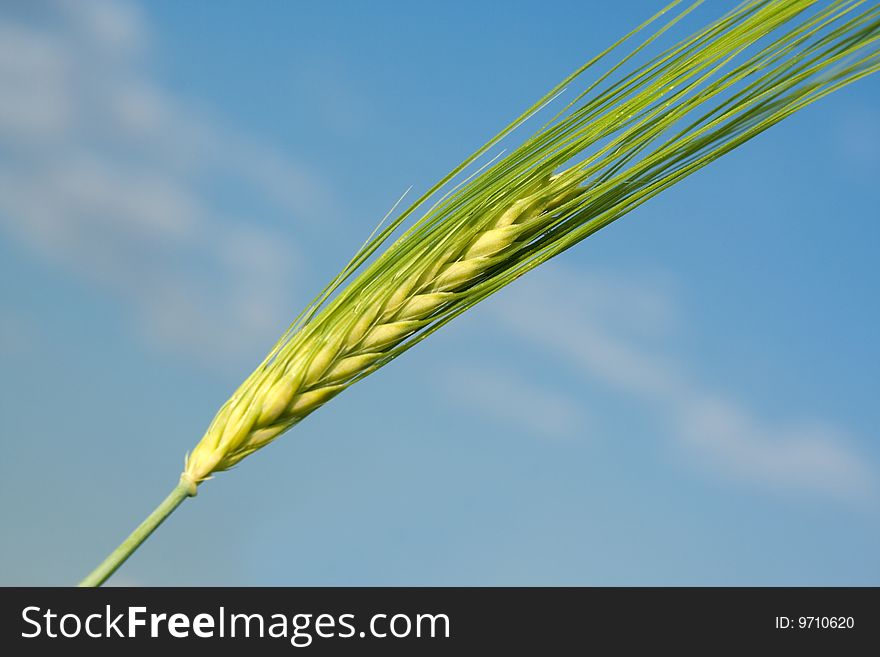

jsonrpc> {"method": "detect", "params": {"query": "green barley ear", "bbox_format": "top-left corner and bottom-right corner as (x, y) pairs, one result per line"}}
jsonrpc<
(181, 172), (582, 484)
(82, 0), (880, 586)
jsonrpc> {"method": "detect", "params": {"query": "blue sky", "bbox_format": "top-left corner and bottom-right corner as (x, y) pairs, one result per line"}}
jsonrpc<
(1, 0), (878, 586)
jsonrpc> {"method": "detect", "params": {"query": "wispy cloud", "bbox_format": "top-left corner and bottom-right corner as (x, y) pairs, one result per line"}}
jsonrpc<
(0, 0), (333, 365)
(491, 266), (876, 502)
(436, 363), (589, 440)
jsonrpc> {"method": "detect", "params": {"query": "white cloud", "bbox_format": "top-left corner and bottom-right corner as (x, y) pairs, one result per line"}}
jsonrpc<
(675, 396), (873, 499)
(0, 0), (334, 365)
(491, 266), (876, 502)
(436, 363), (588, 440)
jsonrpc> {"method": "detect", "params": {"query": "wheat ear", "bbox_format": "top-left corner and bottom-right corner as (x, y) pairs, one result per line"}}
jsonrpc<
(182, 176), (581, 482)
(79, 0), (880, 586)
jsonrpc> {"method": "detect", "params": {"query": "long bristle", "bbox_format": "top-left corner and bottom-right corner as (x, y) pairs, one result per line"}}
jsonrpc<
(183, 0), (880, 486)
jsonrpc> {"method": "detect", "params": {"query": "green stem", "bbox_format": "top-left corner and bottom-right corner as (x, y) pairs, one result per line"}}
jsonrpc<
(78, 477), (195, 587)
